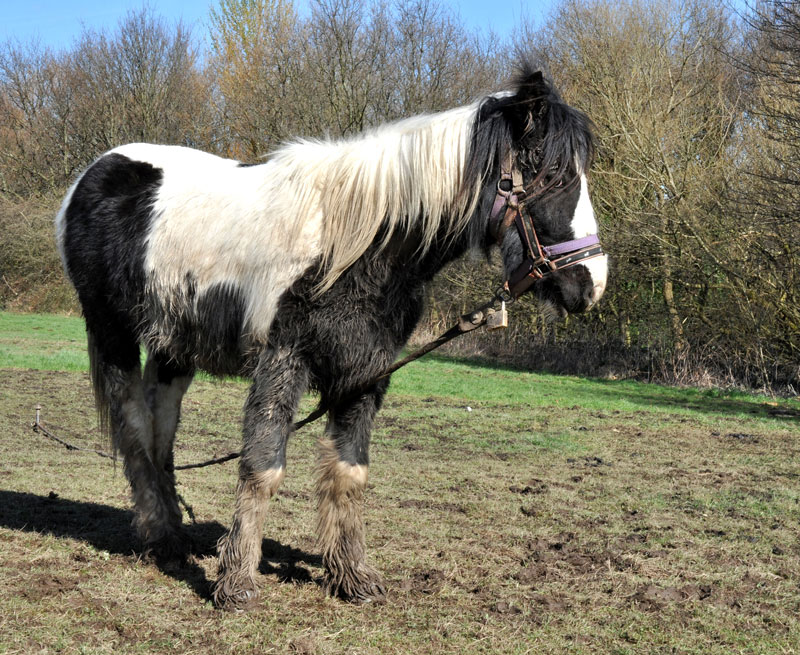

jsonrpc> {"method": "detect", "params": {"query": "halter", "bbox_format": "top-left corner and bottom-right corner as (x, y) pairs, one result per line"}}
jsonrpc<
(488, 155), (605, 299)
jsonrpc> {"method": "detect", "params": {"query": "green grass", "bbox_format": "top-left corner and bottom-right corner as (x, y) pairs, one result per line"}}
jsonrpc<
(0, 312), (88, 371)
(3, 310), (798, 428)
(2, 311), (800, 654)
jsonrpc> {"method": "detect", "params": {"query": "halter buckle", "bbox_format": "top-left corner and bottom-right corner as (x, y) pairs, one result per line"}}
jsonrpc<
(533, 254), (557, 273)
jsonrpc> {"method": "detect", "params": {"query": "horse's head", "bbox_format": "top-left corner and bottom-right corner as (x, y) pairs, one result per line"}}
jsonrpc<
(473, 68), (608, 318)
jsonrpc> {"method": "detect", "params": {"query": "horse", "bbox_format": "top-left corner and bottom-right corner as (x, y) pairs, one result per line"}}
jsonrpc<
(55, 64), (608, 610)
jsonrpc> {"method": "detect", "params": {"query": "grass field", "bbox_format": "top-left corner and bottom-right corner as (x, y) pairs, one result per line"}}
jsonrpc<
(1, 311), (799, 654)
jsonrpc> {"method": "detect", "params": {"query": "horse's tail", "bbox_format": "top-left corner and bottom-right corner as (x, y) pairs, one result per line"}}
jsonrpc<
(86, 328), (114, 441)
(57, 169), (123, 444)
(55, 175), (112, 439)
(56, 155), (147, 450)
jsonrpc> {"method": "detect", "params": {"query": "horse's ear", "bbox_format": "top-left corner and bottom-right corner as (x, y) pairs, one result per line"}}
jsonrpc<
(515, 70), (550, 102)
(503, 70), (550, 138)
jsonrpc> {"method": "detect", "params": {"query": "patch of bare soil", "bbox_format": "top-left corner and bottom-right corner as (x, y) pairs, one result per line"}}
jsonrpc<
(508, 478), (548, 495)
(516, 533), (634, 585)
(489, 600), (523, 615)
(567, 455), (611, 467)
(397, 569), (445, 595)
(289, 636), (319, 654)
(630, 583), (713, 612)
(19, 573), (80, 601)
(401, 442), (424, 451)
(712, 431), (761, 443)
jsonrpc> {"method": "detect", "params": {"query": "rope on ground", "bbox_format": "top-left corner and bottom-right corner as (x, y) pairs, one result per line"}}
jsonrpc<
(31, 405), (117, 461)
(32, 405), (200, 521)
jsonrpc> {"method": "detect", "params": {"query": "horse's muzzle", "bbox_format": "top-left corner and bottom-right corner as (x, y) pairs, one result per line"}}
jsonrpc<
(534, 263), (600, 316)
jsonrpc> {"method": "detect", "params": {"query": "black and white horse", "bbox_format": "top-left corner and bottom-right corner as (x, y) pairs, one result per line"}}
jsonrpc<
(56, 65), (607, 610)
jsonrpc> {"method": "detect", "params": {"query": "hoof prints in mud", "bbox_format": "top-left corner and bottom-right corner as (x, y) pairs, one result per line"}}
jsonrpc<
(490, 600), (523, 615)
(712, 431), (761, 443)
(511, 478), (549, 516)
(517, 534), (633, 584)
(567, 455), (610, 467)
(19, 573), (80, 601)
(509, 479), (548, 495)
(630, 584), (713, 612)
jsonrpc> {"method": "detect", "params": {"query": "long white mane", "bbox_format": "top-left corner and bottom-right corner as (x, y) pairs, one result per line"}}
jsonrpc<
(272, 102), (485, 293)
(59, 100), (490, 346)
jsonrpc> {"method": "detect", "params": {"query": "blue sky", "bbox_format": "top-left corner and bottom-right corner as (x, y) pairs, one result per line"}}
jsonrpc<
(0, 0), (555, 51)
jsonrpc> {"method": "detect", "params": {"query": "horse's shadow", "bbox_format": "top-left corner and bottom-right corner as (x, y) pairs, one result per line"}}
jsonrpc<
(0, 490), (320, 602)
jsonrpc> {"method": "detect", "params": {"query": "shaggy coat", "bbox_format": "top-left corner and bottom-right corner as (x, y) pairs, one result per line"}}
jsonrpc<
(56, 66), (607, 609)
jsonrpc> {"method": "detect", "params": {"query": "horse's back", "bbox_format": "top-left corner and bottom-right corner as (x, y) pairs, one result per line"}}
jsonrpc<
(55, 143), (323, 374)
(56, 143), (240, 272)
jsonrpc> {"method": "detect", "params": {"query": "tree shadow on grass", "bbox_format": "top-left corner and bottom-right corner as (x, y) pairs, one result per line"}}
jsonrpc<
(0, 490), (320, 602)
(585, 379), (800, 423)
(415, 353), (800, 423)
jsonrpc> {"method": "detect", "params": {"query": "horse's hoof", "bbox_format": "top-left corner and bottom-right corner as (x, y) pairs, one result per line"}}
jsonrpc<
(143, 531), (191, 564)
(214, 586), (260, 612)
(350, 580), (387, 605)
(213, 572), (261, 611)
(324, 568), (387, 604)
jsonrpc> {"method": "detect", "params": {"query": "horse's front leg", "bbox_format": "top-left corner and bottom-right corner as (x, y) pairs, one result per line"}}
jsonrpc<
(316, 388), (387, 603)
(213, 348), (307, 611)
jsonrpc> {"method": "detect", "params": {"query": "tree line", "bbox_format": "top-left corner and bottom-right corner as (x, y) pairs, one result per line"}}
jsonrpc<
(0, 0), (797, 391)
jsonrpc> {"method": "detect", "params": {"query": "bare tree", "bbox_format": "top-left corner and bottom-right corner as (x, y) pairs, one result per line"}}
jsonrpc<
(0, 41), (67, 196)
(726, 0), (800, 378)
(521, 0), (746, 368)
(208, 0), (305, 158)
(300, 0), (393, 136)
(0, 7), (208, 197)
(69, 8), (207, 152)
(389, 0), (501, 116)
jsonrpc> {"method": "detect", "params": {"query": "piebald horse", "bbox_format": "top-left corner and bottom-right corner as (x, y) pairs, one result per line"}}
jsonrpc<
(56, 65), (607, 610)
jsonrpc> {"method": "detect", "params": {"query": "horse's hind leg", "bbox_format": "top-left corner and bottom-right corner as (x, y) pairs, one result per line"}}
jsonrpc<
(316, 388), (387, 603)
(87, 325), (189, 560)
(141, 352), (195, 554)
(214, 347), (308, 611)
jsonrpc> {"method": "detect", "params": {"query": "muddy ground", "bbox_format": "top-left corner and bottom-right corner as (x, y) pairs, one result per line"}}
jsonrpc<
(1, 367), (799, 654)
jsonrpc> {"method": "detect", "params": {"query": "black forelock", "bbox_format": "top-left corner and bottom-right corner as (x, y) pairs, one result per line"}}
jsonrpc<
(510, 62), (595, 196)
(459, 60), (595, 214)
(536, 85), (595, 192)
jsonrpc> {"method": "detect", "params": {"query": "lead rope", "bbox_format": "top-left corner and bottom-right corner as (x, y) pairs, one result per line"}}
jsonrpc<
(32, 295), (509, 472)
(284, 298), (503, 440)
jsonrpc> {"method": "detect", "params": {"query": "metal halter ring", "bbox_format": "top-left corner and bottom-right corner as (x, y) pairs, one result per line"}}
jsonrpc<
(494, 284), (515, 305)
